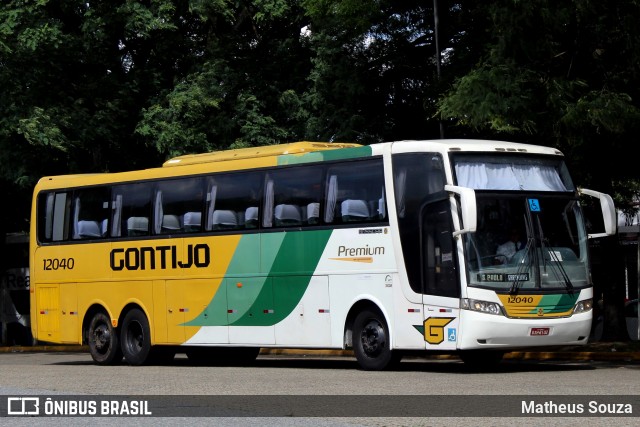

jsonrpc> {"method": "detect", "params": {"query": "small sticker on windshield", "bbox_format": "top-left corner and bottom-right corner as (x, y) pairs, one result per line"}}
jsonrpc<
(528, 198), (541, 212)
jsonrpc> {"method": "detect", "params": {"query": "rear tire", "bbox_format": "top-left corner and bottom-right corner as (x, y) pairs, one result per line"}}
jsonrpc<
(87, 311), (122, 365)
(353, 309), (397, 370)
(120, 308), (151, 366)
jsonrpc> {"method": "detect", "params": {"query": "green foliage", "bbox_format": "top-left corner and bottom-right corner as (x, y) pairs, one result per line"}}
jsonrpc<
(136, 63), (224, 157)
(17, 107), (69, 151)
(561, 91), (640, 135)
(437, 0), (640, 197)
(438, 64), (539, 133)
(3, 0), (640, 232)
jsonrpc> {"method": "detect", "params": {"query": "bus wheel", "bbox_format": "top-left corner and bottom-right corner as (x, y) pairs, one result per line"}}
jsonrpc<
(353, 309), (395, 370)
(87, 311), (122, 365)
(120, 308), (151, 366)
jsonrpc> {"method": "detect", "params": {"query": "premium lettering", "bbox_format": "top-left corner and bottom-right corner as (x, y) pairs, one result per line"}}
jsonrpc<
(110, 244), (210, 271)
(337, 245), (385, 257)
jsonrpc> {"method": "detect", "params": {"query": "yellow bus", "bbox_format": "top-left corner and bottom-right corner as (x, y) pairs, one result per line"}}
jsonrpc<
(30, 140), (616, 370)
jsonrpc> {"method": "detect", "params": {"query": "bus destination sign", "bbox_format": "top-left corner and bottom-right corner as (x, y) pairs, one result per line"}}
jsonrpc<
(477, 273), (530, 282)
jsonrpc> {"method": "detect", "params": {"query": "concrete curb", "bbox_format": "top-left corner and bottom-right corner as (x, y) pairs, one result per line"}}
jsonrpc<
(1, 345), (638, 362)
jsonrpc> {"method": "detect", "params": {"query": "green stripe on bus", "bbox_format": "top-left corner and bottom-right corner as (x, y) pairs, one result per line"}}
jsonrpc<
(231, 230), (332, 325)
(185, 229), (332, 327)
(277, 146), (372, 165)
(529, 294), (579, 315)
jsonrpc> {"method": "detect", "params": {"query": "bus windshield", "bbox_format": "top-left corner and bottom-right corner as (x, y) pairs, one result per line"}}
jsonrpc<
(454, 154), (588, 292)
(462, 194), (589, 292)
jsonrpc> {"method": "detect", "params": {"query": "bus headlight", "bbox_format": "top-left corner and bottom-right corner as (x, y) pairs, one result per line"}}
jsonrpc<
(460, 298), (504, 316)
(573, 298), (593, 314)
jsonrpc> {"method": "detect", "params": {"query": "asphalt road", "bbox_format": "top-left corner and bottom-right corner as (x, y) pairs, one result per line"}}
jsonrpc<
(0, 351), (639, 426)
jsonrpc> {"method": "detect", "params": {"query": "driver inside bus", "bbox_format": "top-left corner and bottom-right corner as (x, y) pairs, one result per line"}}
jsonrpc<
(495, 228), (524, 264)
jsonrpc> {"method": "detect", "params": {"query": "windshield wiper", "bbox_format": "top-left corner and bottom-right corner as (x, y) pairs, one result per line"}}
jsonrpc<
(537, 217), (574, 293)
(509, 237), (534, 294)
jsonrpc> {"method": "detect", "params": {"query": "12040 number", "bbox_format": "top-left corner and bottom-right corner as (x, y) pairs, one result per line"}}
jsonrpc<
(507, 296), (534, 304)
(43, 258), (75, 270)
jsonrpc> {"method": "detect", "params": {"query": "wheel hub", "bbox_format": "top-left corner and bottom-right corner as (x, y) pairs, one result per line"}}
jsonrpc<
(93, 325), (110, 351)
(361, 320), (385, 356)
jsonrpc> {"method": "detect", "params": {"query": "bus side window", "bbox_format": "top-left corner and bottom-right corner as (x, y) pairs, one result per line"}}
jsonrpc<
(155, 177), (204, 235)
(114, 182), (152, 238)
(268, 165), (323, 228)
(392, 153), (446, 294)
(208, 171), (262, 231)
(71, 187), (110, 240)
(38, 191), (71, 242)
(325, 158), (385, 225)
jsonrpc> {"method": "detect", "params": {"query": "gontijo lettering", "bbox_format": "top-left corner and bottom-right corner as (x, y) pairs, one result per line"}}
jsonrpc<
(110, 243), (210, 270)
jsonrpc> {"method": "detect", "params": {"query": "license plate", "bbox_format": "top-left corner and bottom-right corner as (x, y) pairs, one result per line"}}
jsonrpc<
(530, 327), (550, 336)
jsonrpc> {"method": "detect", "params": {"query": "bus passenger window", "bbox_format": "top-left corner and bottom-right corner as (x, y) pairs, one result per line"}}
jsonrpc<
(207, 172), (262, 231)
(36, 191), (71, 242)
(71, 187), (111, 240)
(268, 165), (323, 228)
(325, 158), (385, 225)
(114, 182), (152, 237)
(155, 177), (204, 235)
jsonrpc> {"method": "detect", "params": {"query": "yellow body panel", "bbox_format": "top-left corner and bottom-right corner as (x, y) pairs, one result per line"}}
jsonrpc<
(31, 234), (242, 345)
(29, 141), (357, 345)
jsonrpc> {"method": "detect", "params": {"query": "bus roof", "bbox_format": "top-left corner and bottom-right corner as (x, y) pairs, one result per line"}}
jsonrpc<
(387, 139), (564, 156)
(163, 141), (362, 167)
(34, 139), (564, 190)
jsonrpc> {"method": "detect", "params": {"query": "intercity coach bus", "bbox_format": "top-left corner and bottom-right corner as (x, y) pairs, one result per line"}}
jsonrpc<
(29, 140), (616, 370)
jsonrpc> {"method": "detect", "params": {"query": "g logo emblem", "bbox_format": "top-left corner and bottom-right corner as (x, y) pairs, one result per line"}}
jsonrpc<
(423, 317), (455, 344)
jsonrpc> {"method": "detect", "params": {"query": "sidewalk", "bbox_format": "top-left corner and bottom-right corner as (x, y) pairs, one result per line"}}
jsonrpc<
(1, 342), (639, 362)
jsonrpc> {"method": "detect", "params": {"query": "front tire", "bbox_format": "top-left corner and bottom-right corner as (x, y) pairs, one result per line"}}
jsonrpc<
(353, 309), (398, 370)
(120, 308), (151, 366)
(87, 311), (122, 365)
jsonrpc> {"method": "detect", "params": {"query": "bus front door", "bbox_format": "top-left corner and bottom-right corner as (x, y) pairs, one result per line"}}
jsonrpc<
(421, 199), (461, 350)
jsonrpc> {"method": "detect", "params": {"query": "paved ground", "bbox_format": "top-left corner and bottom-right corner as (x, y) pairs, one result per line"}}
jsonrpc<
(1, 341), (639, 362)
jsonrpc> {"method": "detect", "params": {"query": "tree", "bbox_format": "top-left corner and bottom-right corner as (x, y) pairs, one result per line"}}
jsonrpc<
(301, 0), (464, 143)
(438, 0), (640, 196)
(437, 0), (640, 340)
(0, 0), (207, 229)
(136, 0), (312, 156)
